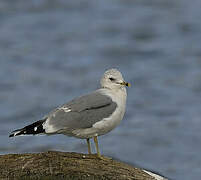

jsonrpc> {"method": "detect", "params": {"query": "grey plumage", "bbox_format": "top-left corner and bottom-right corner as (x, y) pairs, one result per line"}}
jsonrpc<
(46, 90), (117, 132)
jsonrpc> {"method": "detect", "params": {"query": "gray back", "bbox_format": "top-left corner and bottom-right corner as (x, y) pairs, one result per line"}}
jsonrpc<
(46, 91), (117, 131)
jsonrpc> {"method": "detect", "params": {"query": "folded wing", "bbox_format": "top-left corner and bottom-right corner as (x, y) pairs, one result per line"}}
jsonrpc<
(45, 91), (117, 132)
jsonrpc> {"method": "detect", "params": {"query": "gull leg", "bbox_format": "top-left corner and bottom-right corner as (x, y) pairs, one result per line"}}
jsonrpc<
(86, 138), (92, 154)
(93, 136), (101, 158)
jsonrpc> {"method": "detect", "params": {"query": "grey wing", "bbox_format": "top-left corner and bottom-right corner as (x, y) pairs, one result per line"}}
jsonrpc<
(46, 91), (117, 131)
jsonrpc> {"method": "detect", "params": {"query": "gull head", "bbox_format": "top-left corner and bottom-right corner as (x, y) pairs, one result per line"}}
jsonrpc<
(100, 68), (131, 90)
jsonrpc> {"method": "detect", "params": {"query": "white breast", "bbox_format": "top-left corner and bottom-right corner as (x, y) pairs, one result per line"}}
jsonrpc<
(92, 87), (127, 136)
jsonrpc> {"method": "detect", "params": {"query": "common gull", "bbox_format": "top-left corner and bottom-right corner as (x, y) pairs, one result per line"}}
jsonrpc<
(9, 68), (130, 158)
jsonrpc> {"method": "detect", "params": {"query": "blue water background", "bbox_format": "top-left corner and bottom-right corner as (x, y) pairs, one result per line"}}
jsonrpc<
(0, 0), (201, 179)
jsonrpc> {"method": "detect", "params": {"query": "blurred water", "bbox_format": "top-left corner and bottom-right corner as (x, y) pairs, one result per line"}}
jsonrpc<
(1, 0), (201, 179)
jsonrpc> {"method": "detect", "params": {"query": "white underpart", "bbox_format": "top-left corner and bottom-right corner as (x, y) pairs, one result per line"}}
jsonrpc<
(34, 127), (37, 131)
(143, 170), (168, 180)
(93, 88), (127, 133)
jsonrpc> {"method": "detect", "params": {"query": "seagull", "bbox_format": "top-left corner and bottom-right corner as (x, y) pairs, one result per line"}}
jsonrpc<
(9, 68), (130, 158)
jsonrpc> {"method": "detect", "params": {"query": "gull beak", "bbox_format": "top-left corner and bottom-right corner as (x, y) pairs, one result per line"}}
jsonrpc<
(120, 81), (131, 87)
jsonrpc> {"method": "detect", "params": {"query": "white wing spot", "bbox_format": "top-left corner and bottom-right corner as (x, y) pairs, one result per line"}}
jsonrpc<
(60, 107), (71, 113)
(34, 127), (37, 131)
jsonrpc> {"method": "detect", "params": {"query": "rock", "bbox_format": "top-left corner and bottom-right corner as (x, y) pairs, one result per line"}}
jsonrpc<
(0, 151), (167, 180)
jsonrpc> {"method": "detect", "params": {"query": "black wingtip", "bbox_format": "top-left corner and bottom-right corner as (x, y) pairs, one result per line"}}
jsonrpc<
(9, 129), (21, 138)
(9, 119), (46, 138)
(9, 134), (14, 138)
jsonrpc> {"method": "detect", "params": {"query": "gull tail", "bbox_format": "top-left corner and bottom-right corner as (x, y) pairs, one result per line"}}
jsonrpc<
(9, 119), (46, 137)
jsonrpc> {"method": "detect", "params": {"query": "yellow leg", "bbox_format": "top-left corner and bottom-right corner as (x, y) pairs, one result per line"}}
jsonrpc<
(93, 136), (101, 158)
(86, 138), (92, 154)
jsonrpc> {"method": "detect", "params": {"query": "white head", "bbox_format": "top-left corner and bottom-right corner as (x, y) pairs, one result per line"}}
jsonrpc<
(100, 68), (130, 90)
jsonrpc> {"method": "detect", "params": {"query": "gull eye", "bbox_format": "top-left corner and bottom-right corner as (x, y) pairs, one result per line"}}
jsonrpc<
(109, 77), (115, 81)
